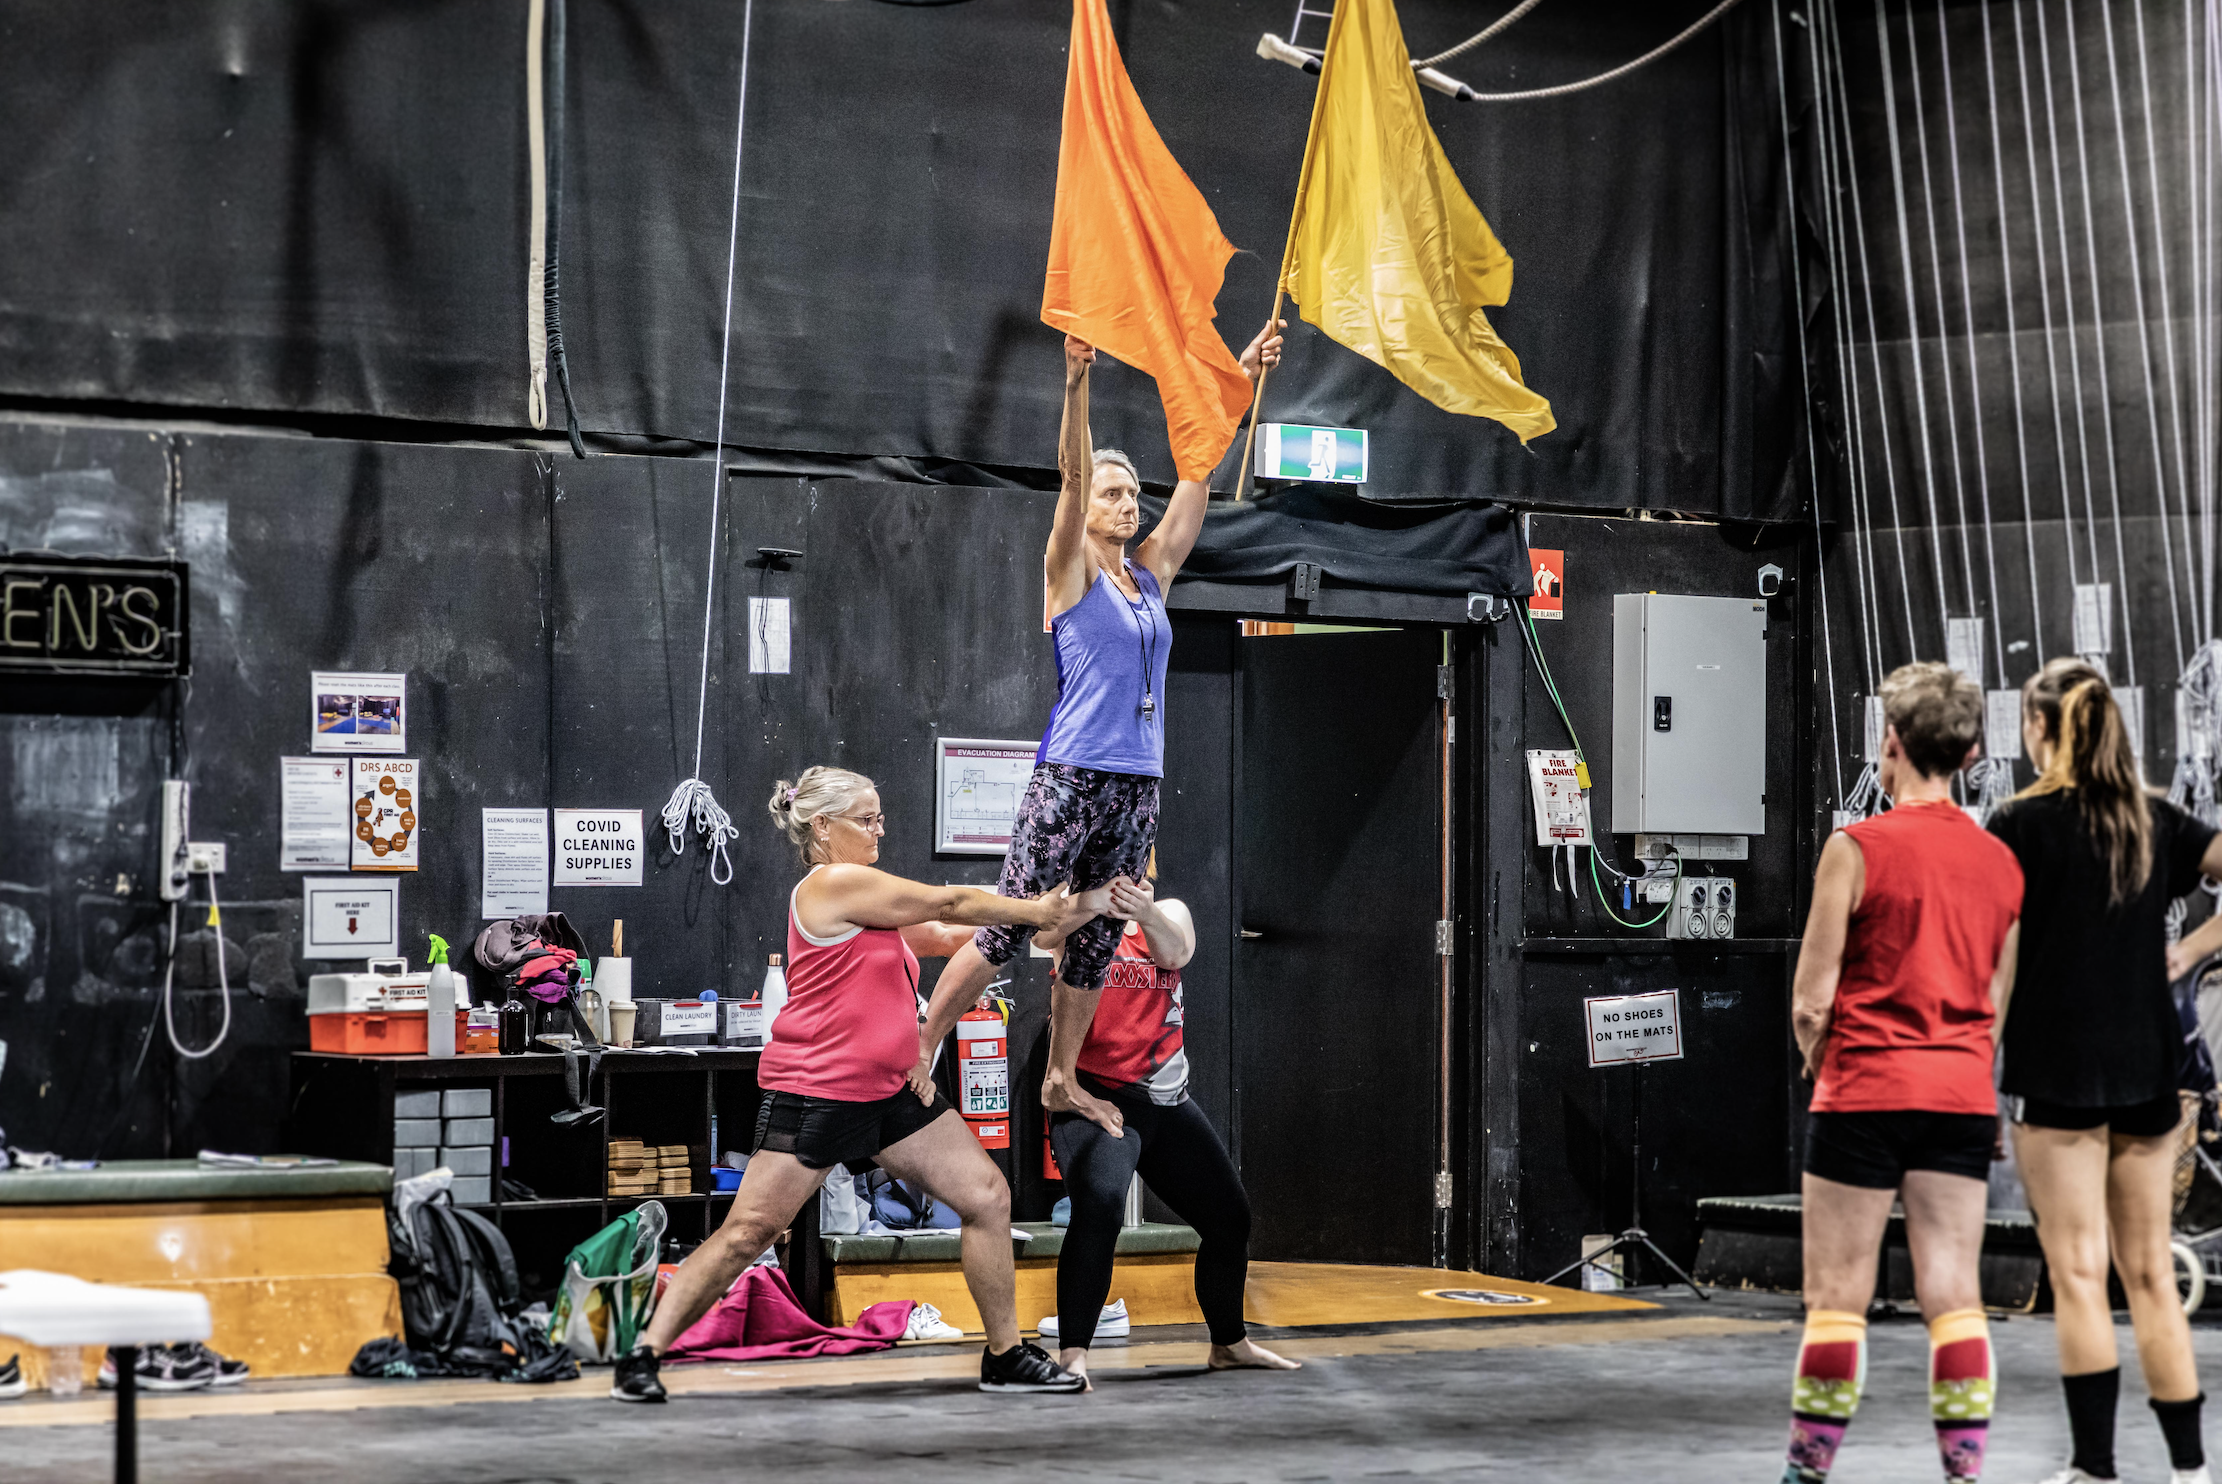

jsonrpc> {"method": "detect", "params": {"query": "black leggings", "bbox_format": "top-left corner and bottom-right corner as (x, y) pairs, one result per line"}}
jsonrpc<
(1048, 1078), (1251, 1350)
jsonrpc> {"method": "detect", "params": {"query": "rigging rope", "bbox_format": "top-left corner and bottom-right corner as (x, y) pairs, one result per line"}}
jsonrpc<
(1412, 0), (1546, 67)
(525, 0), (549, 432)
(1767, 0), (1846, 810)
(659, 0), (756, 889)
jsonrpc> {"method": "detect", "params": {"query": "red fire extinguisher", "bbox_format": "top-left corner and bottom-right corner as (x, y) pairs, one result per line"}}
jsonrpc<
(956, 995), (1011, 1149)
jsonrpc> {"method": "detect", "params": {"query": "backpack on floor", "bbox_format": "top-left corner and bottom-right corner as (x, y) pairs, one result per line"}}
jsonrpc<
(388, 1193), (537, 1376)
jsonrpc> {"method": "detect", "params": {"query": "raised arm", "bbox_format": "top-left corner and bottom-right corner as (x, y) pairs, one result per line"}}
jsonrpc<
(800, 863), (1103, 939)
(1135, 318), (1283, 590)
(1108, 877), (1194, 970)
(1791, 831), (1866, 1080)
(1046, 335), (1098, 617)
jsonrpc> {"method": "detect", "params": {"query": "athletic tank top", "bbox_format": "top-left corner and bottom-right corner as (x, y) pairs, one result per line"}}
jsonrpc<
(1810, 802), (2024, 1116)
(1037, 564), (1170, 778)
(758, 867), (923, 1102)
(1075, 920), (1188, 1105)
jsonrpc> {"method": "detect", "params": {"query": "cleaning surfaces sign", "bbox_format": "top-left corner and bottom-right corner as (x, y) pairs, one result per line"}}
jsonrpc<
(1584, 990), (1683, 1068)
(553, 809), (644, 886)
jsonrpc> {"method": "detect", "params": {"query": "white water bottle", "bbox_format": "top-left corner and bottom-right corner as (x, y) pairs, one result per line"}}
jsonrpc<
(425, 933), (457, 1059)
(761, 954), (787, 1046)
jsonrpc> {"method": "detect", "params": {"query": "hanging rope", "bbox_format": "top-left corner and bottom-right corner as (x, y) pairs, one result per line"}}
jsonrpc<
(1412, 0), (1547, 67)
(1766, 0), (1846, 811)
(525, 0), (549, 432)
(659, 0), (756, 888)
(544, 0), (586, 459)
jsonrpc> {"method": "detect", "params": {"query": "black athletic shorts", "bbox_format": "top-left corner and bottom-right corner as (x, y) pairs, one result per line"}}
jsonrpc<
(1803, 1109), (1996, 1189)
(2016, 1090), (2184, 1138)
(751, 1086), (955, 1172)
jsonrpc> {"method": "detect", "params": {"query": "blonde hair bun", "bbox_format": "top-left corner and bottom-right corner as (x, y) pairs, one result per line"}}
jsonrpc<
(768, 766), (876, 863)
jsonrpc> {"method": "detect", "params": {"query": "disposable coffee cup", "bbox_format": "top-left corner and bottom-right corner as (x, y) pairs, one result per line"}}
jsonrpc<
(610, 1000), (637, 1049)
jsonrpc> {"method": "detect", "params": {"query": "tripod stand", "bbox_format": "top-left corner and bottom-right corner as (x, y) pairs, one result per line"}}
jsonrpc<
(1544, 1059), (1708, 1300)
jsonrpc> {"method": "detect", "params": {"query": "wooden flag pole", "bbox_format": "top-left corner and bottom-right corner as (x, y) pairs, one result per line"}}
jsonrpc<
(1232, 2), (1348, 503)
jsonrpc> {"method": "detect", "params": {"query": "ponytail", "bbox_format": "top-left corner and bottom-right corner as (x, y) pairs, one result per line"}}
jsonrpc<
(2019, 658), (2152, 904)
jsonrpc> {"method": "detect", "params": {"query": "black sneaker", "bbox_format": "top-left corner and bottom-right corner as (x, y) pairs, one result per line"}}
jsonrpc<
(174, 1343), (249, 1387)
(978, 1340), (1086, 1394)
(97, 1345), (216, 1393)
(0, 1354), (24, 1400)
(610, 1344), (667, 1403)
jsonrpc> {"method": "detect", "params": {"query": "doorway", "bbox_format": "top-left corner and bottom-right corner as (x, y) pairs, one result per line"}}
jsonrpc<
(1231, 625), (1445, 1266)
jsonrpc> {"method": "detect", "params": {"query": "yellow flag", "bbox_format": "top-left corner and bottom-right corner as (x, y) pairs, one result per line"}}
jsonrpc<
(1282, 0), (1555, 442)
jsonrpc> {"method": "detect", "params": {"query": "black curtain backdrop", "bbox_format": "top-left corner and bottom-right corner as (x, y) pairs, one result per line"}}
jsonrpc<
(0, 0), (1802, 519)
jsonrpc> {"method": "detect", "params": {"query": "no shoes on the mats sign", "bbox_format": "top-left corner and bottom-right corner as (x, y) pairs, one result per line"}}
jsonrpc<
(1583, 990), (1682, 1067)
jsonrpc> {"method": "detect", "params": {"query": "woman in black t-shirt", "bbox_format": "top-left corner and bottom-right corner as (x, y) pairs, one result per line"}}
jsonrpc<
(1989, 659), (2222, 1484)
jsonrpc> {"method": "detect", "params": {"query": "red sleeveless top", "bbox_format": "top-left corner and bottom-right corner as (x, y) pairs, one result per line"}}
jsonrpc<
(759, 870), (922, 1103)
(1811, 802), (2023, 1115)
(1076, 921), (1188, 1105)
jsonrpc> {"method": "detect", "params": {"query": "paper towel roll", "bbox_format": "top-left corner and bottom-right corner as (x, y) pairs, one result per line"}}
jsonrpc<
(597, 957), (633, 1004)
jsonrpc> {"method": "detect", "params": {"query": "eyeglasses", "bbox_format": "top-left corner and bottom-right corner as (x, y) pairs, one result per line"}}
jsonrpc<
(836, 811), (886, 834)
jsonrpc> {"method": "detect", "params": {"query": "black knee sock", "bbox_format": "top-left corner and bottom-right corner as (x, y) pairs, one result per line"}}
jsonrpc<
(2152, 1393), (2206, 1471)
(2063, 1368), (2121, 1479)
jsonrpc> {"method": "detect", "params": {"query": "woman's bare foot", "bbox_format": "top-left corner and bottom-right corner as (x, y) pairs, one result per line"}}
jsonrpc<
(1058, 1347), (1093, 1392)
(1209, 1338), (1300, 1371)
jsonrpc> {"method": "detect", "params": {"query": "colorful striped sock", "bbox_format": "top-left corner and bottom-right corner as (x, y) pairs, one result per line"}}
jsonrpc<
(1929, 1308), (1996, 1483)
(1786, 1309), (1869, 1483)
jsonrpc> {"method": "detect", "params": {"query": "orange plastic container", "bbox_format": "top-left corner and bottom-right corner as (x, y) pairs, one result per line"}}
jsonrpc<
(309, 1010), (469, 1056)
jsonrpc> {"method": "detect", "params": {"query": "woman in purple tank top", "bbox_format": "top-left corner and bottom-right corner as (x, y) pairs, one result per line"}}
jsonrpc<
(921, 322), (1279, 1137)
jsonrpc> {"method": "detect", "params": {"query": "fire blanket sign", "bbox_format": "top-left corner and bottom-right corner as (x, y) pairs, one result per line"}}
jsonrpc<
(1583, 989), (1683, 1068)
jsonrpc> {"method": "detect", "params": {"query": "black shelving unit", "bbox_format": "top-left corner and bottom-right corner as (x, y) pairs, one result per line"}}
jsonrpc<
(287, 1049), (763, 1297)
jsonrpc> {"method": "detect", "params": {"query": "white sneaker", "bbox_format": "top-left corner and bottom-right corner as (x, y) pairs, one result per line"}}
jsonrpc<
(1035, 1299), (1129, 1340)
(2033, 1469), (2118, 1484)
(2172, 1468), (2213, 1484)
(901, 1303), (963, 1342)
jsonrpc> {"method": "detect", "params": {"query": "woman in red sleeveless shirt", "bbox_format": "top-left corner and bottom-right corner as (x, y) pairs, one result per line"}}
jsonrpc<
(620, 766), (1103, 1402)
(1782, 663), (2022, 1484)
(1038, 871), (1297, 1388)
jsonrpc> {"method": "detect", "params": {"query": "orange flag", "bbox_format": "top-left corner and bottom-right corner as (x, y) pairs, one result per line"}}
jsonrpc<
(1041, 0), (1252, 483)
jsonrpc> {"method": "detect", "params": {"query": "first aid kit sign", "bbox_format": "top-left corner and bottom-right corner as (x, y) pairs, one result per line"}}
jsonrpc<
(1584, 990), (1683, 1067)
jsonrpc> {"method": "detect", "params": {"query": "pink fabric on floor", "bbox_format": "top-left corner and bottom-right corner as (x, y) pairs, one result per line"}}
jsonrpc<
(665, 1263), (915, 1363)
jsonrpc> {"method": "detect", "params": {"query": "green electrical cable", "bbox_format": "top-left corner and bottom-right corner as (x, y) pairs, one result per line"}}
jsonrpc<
(1590, 846), (1681, 930)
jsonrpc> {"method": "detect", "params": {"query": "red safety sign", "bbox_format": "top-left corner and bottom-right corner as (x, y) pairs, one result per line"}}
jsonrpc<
(1529, 548), (1565, 619)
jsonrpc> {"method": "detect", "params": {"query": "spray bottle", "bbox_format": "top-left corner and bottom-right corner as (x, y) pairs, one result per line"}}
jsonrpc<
(425, 934), (457, 1059)
(761, 953), (787, 1046)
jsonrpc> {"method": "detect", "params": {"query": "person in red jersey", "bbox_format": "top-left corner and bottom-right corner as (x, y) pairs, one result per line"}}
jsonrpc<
(1038, 866), (1295, 1388)
(1783, 663), (2022, 1484)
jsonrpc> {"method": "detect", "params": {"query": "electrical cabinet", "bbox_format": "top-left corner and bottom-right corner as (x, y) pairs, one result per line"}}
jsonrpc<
(1611, 593), (1768, 835)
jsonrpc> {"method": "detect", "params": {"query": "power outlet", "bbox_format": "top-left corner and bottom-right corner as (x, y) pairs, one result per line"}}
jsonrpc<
(1666, 877), (1737, 940)
(186, 842), (226, 875)
(160, 780), (191, 901)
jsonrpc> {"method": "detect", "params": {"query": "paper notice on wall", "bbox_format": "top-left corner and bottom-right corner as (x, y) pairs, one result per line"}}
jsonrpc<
(352, 757), (420, 871)
(2117, 685), (2146, 771)
(749, 597), (791, 674)
(1584, 989), (1684, 1067)
(310, 670), (406, 753)
(280, 757), (352, 870)
(1985, 691), (2023, 761)
(1524, 749), (1592, 846)
(553, 808), (644, 886)
(2073, 583), (2113, 658)
(1946, 617), (1987, 682)
(1863, 694), (1886, 764)
(302, 876), (400, 959)
(482, 808), (550, 918)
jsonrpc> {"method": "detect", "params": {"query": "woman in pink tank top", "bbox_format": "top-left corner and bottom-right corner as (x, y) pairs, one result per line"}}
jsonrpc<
(624, 766), (1106, 1402)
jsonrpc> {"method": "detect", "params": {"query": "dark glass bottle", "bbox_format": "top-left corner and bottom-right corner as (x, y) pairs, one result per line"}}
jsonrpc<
(498, 982), (531, 1056)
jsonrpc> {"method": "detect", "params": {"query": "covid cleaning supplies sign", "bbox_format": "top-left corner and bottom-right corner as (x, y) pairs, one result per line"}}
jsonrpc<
(553, 809), (643, 886)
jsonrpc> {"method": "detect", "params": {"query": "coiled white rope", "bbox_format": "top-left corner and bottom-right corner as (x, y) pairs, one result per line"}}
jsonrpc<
(164, 878), (233, 1062)
(659, 0), (755, 890)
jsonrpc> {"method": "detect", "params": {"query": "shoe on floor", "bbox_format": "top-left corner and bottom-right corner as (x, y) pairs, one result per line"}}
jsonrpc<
(97, 1345), (216, 1393)
(901, 1303), (964, 1342)
(0, 1354), (24, 1401)
(170, 1343), (249, 1387)
(2033, 1470), (2119, 1484)
(609, 1344), (667, 1403)
(979, 1340), (1085, 1393)
(1036, 1299), (1129, 1341)
(2173, 1468), (2213, 1484)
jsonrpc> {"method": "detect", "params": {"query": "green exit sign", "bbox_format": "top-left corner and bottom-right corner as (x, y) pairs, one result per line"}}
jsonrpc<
(1255, 423), (1368, 484)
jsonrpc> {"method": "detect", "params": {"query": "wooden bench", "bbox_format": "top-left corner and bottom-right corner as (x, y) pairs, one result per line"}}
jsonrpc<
(0, 1160), (401, 1382)
(795, 1217), (1203, 1333)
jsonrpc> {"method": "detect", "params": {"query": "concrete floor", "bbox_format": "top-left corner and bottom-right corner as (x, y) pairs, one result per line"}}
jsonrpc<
(6, 1292), (2220, 1482)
